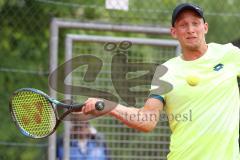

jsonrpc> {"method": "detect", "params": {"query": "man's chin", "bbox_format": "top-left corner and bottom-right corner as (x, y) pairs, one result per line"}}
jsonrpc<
(185, 43), (199, 50)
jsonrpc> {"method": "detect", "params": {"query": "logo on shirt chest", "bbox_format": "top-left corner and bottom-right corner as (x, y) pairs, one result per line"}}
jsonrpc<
(213, 63), (224, 71)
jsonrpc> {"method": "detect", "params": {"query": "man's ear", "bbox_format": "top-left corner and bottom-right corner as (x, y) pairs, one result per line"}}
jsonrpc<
(170, 27), (177, 39)
(204, 22), (208, 34)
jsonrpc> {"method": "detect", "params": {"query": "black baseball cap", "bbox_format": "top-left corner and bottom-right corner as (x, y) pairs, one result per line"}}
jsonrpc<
(171, 3), (205, 26)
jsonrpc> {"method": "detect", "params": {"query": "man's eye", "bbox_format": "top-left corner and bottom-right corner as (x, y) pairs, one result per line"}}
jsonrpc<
(179, 24), (186, 27)
(193, 22), (199, 26)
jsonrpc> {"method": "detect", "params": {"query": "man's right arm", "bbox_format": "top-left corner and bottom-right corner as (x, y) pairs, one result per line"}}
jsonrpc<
(108, 98), (164, 132)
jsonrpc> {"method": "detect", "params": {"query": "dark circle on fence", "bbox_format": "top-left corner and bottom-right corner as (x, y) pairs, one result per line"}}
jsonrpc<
(104, 42), (117, 51)
(119, 41), (132, 50)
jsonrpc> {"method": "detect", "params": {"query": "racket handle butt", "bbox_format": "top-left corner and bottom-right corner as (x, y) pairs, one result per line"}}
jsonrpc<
(95, 101), (105, 111)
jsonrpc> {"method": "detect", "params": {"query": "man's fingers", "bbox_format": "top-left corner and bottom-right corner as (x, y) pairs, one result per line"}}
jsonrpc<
(82, 105), (93, 114)
(82, 98), (99, 114)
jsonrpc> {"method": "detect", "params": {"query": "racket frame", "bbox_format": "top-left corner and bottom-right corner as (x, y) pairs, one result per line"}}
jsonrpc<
(9, 88), (85, 138)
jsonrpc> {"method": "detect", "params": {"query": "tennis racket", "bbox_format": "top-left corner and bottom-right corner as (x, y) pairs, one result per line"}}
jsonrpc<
(9, 88), (105, 139)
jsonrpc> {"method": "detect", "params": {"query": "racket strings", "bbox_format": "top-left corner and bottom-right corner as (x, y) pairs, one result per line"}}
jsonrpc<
(11, 91), (56, 138)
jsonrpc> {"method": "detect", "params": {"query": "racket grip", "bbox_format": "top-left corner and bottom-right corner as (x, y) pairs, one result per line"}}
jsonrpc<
(95, 101), (105, 111)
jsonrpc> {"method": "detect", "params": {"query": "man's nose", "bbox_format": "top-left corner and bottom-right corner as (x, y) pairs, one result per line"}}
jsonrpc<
(186, 24), (195, 33)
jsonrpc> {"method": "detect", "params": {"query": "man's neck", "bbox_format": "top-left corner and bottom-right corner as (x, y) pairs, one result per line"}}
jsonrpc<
(182, 44), (208, 61)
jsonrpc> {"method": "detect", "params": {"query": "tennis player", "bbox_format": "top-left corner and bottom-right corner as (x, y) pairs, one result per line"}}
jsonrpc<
(83, 3), (240, 160)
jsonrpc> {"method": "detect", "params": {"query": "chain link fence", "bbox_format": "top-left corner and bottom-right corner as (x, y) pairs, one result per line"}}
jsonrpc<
(1, 0), (240, 159)
(61, 33), (178, 159)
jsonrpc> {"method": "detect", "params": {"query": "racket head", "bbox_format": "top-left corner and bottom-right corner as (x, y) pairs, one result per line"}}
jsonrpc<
(9, 88), (58, 138)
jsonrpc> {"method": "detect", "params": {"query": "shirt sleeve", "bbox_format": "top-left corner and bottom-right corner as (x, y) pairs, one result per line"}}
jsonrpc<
(149, 64), (173, 104)
(148, 93), (165, 104)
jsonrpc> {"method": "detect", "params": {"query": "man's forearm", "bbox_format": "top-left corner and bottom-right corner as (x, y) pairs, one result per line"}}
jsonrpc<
(108, 104), (159, 132)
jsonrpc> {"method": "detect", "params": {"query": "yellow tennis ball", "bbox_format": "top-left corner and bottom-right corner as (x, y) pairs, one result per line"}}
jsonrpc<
(186, 75), (200, 86)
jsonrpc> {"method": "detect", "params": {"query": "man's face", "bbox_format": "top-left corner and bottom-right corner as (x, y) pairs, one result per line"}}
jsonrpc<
(171, 10), (208, 51)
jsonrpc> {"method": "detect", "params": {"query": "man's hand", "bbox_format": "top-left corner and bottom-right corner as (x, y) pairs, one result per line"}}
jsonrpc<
(82, 98), (118, 116)
(82, 98), (102, 114)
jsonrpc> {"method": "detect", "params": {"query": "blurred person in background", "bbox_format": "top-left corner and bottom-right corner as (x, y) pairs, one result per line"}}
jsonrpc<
(57, 121), (109, 160)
